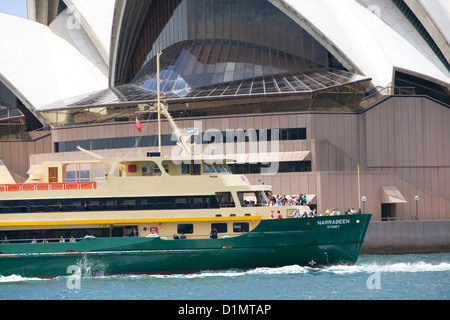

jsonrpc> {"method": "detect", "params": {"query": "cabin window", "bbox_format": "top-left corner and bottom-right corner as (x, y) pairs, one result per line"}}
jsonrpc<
(233, 223), (249, 233)
(203, 163), (216, 173)
(119, 199), (136, 210)
(177, 224), (194, 234)
(84, 199), (101, 211)
(191, 163), (201, 175)
(211, 223), (227, 233)
(237, 191), (266, 207)
(182, 163), (190, 175)
(213, 163), (231, 174)
(0, 196), (220, 214)
(216, 192), (236, 207)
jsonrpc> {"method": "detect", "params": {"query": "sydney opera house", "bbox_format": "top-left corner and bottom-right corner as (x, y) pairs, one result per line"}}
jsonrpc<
(1, 0), (449, 224)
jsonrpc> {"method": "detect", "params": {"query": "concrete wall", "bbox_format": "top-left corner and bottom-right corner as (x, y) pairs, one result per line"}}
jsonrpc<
(0, 135), (52, 183)
(361, 220), (450, 254)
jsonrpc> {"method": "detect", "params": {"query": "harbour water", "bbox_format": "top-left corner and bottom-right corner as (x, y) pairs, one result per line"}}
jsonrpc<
(1, 253), (449, 301)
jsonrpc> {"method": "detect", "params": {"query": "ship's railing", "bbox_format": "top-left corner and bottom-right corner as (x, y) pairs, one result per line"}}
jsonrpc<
(0, 181), (97, 192)
(1, 237), (83, 245)
(0, 234), (241, 245)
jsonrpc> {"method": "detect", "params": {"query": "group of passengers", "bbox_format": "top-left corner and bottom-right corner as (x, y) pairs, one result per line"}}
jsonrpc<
(268, 194), (310, 206)
(292, 207), (359, 219)
(268, 193), (360, 218)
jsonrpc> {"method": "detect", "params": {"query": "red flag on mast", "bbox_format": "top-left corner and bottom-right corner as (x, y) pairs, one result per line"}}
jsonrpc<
(135, 117), (142, 132)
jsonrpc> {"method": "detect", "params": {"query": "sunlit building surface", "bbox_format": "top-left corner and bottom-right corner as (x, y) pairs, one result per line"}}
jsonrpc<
(0, 0), (449, 222)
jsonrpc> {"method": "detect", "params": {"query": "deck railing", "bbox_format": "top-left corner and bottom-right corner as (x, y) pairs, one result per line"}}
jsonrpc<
(0, 181), (97, 192)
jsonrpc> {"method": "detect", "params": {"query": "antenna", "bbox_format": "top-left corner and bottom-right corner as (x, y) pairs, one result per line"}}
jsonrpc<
(157, 51), (163, 154)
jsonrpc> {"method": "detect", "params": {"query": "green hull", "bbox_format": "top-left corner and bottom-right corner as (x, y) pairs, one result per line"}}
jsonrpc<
(0, 215), (371, 278)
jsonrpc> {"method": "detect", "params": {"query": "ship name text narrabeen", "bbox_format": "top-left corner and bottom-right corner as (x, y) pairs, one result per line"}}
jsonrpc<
(317, 219), (351, 226)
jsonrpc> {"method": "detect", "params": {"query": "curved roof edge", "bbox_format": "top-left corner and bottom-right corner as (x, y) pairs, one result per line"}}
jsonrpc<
(27, 0), (115, 65)
(63, 0), (115, 64)
(272, 0), (450, 90)
(0, 13), (108, 113)
(268, 0), (363, 77)
(109, 0), (126, 87)
(109, 0), (152, 87)
(404, 0), (450, 67)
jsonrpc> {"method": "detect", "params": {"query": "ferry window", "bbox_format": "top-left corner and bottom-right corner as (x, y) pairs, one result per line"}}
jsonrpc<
(141, 198), (155, 210)
(0, 201), (11, 213)
(214, 163), (231, 174)
(238, 192), (264, 207)
(215, 192), (235, 207)
(222, 164), (231, 173)
(178, 224), (194, 234)
(211, 223), (227, 233)
(192, 163), (201, 175)
(182, 163), (190, 175)
(102, 199), (118, 211)
(233, 223), (249, 233)
(66, 200), (83, 212)
(120, 199), (136, 210)
(203, 163), (216, 173)
(213, 163), (221, 173)
(48, 200), (64, 212)
(85, 199), (101, 211)
(193, 196), (208, 208)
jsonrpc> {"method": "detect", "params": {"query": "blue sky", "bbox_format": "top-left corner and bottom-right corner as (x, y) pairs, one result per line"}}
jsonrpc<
(0, 0), (27, 18)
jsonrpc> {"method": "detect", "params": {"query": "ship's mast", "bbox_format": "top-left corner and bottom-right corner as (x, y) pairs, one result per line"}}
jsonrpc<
(157, 52), (163, 154)
(138, 103), (195, 157)
(138, 51), (196, 157)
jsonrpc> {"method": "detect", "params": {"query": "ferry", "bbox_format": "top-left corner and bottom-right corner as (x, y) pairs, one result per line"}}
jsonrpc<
(0, 56), (371, 278)
(0, 110), (371, 278)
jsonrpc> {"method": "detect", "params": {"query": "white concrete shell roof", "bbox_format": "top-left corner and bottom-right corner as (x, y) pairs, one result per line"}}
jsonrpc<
(270, 0), (450, 89)
(62, 0), (115, 63)
(405, 0), (450, 65)
(0, 13), (108, 112)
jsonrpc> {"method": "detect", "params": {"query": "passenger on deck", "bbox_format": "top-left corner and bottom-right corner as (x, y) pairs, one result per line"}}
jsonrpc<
(2, 236), (10, 244)
(130, 227), (138, 237)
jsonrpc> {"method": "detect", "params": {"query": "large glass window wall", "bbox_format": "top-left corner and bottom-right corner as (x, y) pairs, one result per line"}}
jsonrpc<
(0, 81), (25, 140)
(129, 0), (342, 94)
(38, 0), (371, 127)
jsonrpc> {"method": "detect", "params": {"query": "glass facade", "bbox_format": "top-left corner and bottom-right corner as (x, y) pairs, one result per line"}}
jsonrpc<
(55, 127), (307, 153)
(38, 0), (371, 127)
(0, 81), (43, 140)
(129, 0), (340, 87)
(0, 81), (25, 140)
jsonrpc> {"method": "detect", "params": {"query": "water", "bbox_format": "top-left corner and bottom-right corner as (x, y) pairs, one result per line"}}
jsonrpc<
(1, 253), (449, 300)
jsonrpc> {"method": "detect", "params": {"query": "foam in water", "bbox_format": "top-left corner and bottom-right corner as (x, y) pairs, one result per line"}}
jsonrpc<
(2, 260), (449, 283)
(0, 275), (44, 283)
(323, 262), (450, 275)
